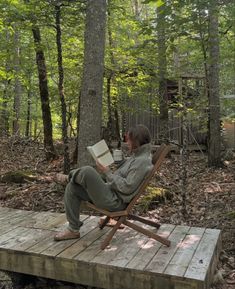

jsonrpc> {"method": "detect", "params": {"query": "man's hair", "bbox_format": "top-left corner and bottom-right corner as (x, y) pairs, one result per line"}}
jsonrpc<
(128, 124), (151, 149)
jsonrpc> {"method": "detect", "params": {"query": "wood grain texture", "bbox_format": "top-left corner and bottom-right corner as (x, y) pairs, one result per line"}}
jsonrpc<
(0, 207), (221, 289)
(164, 227), (205, 276)
(145, 225), (191, 273)
(58, 217), (109, 258)
(126, 223), (175, 270)
(184, 229), (221, 281)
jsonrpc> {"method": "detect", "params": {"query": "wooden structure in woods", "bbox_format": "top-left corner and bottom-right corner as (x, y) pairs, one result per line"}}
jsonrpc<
(122, 76), (207, 147)
(223, 121), (235, 149)
(221, 95), (235, 150)
(0, 206), (221, 289)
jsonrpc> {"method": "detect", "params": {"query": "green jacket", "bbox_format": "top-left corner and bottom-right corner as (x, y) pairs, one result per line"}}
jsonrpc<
(105, 143), (153, 203)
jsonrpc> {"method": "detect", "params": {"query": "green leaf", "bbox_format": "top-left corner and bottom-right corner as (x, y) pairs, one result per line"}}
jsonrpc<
(0, 69), (7, 80)
(142, 0), (164, 7)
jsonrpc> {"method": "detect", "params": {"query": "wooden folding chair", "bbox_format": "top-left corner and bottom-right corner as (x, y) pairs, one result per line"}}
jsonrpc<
(86, 143), (171, 250)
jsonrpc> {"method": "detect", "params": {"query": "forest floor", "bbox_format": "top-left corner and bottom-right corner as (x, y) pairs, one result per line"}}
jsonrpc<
(0, 137), (234, 289)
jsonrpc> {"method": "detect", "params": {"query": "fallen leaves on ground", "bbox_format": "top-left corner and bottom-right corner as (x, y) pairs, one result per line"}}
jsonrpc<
(0, 137), (234, 289)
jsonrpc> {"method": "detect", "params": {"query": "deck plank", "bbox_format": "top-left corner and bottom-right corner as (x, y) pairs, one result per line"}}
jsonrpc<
(145, 225), (191, 273)
(11, 228), (53, 251)
(19, 211), (90, 231)
(74, 228), (113, 262)
(108, 232), (149, 267)
(0, 209), (36, 236)
(27, 215), (88, 254)
(164, 227), (205, 276)
(0, 223), (20, 235)
(0, 207), (221, 289)
(19, 211), (66, 229)
(126, 223), (175, 270)
(184, 228), (221, 281)
(0, 207), (15, 217)
(0, 227), (30, 248)
(58, 217), (109, 258)
(42, 216), (100, 256)
(0, 209), (34, 224)
(91, 226), (139, 265)
(0, 250), (177, 289)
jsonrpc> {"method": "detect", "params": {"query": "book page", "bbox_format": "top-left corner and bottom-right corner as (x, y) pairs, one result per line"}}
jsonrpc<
(87, 139), (114, 166)
(97, 151), (114, 166)
(87, 146), (97, 161)
(90, 139), (109, 157)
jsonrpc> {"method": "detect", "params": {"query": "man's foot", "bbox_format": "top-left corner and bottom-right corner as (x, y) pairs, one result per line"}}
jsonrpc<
(53, 173), (68, 185)
(54, 230), (80, 241)
(98, 217), (125, 229)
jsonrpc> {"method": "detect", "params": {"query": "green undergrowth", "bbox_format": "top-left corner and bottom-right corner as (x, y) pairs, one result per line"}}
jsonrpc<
(0, 170), (36, 183)
(136, 186), (169, 213)
(226, 211), (235, 219)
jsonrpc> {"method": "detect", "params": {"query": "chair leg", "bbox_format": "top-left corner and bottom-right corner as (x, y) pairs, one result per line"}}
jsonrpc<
(128, 214), (161, 229)
(123, 219), (171, 247)
(99, 216), (111, 229)
(100, 216), (126, 250)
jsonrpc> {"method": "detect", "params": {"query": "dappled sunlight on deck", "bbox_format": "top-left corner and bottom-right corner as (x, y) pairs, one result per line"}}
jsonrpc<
(0, 207), (221, 289)
(177, 234), (202, 249)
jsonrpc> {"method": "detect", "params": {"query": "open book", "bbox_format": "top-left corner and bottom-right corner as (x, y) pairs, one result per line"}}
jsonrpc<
(87, 139), (114, 167)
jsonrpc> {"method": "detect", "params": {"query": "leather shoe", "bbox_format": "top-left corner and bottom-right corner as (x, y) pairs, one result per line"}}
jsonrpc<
(54, 230), (80, 241)
(54, 173), (68, 185)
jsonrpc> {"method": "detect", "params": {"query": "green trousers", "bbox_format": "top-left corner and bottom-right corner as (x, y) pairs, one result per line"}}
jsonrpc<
(64, 166), (126, 232)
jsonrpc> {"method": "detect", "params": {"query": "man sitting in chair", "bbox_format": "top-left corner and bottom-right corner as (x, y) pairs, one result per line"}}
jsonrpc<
(54, 124), (153, 241)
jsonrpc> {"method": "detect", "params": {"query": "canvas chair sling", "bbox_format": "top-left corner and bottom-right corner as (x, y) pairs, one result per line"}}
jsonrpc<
(86, 143), (171, 250)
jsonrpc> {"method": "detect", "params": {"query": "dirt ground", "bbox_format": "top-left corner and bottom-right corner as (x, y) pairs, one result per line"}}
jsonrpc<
(0, 137), (234, 289)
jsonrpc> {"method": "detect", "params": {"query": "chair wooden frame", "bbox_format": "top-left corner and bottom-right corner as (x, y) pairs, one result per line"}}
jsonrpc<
(86, 143), (171, 250)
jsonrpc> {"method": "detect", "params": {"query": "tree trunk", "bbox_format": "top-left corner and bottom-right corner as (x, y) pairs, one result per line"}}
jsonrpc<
(0, 30), (11, 136)
(208, 0), (221, 167)
(0, 79), (10, 136)
(106, 6), (121, 144)
(25, 86), (32, 137)
(157, 4), (169, 143)
(106, 74), (113, 144)
(55, 4), (70, 173)
(32, 26), (56, 160)
(179, 78), (189, 217)
(77, 0), (107, 166)
(197, 7), (209, 89)
(33, 94), (39, 139)
(12, 29), (21, 135)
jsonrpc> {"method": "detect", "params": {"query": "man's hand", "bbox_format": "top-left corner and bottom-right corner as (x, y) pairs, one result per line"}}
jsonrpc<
(96, 161), (110, 174)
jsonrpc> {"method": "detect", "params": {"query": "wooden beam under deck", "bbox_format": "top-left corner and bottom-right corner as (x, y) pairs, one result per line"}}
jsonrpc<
(0, 207), (221, 289)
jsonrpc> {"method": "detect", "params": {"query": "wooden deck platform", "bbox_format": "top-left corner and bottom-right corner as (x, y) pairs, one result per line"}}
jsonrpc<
(0, 206), (221, 289)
